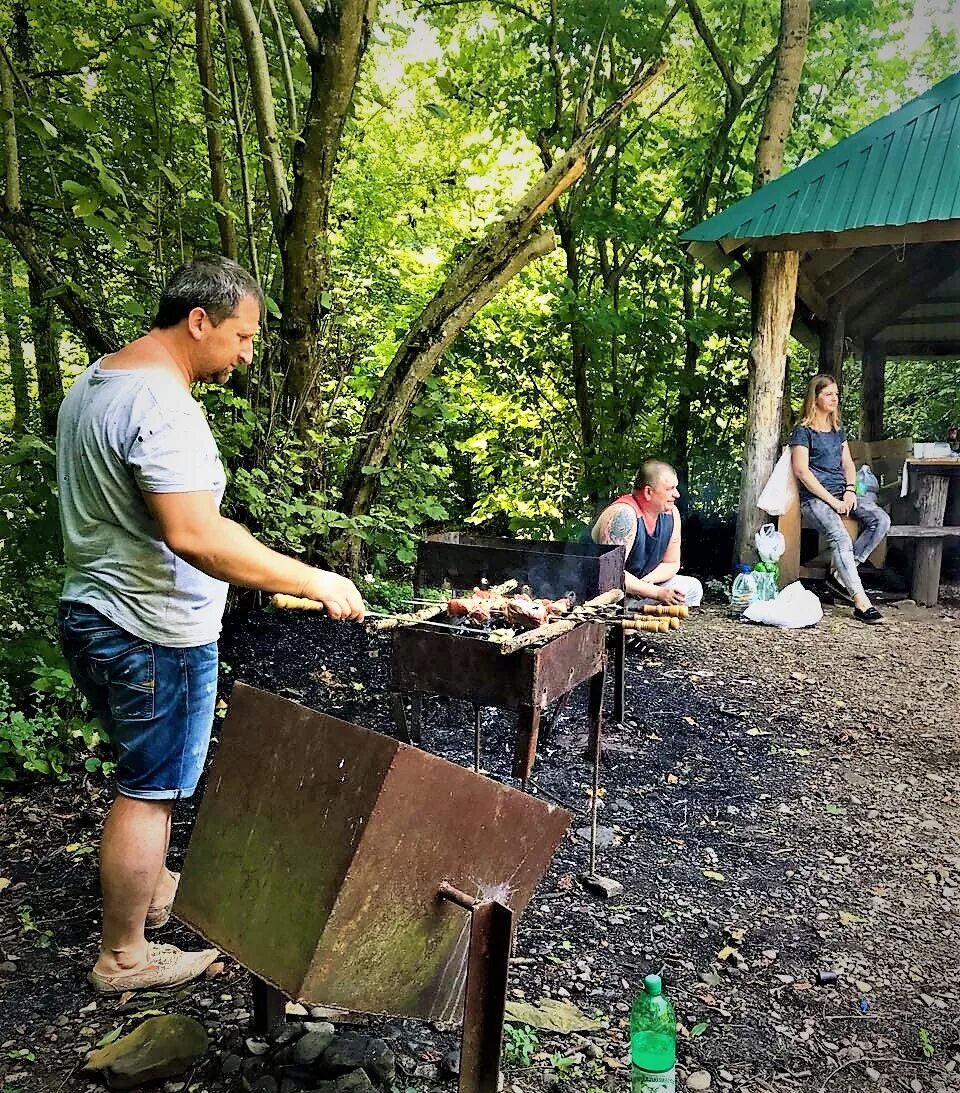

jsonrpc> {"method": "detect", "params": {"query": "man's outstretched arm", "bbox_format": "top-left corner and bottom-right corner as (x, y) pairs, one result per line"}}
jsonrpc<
(143, 489), (364, 619)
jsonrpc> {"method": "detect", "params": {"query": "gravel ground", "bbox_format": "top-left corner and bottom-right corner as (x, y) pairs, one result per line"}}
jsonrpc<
(1, 593), (959, 1093)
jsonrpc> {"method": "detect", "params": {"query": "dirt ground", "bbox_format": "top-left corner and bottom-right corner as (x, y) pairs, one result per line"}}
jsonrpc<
(2, 593), (959, 1093)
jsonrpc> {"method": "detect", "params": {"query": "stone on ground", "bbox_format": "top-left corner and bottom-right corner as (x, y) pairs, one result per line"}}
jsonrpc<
(84, 1015), (208, 1089)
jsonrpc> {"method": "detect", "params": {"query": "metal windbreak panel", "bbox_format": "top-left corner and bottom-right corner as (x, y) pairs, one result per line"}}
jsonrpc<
(176, 683), (398, 998)
(301, 744), (570, 1019)
(414, 533), (624, 601)
(393, 628), (536, 707)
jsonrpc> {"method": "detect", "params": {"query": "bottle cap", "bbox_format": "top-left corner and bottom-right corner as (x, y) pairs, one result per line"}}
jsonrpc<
(644, 974), (663, 996)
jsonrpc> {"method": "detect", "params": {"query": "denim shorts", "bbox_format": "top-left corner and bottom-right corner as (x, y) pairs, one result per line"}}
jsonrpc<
(56, 601), (218, 800)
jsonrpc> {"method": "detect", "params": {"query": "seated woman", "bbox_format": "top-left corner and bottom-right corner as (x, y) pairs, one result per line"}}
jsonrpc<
(790, 374), (890, 624)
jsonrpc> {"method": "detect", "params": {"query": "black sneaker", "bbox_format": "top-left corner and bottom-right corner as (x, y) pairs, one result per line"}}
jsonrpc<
(824, 570), (854, 604)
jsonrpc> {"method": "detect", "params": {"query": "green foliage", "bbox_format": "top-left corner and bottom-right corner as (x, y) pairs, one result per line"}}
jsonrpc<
(919, 1027), (935, 1059)
(0, 658), (110, 783)
(503, 1023), (540, 1067)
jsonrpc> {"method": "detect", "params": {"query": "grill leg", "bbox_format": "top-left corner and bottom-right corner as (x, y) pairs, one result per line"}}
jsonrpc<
(587, 666), (605, 759)
(409, 692), (423, 745)
(512, 704), (541, 787)
(251, 975), (286, 1036)
(473, 703), (482, 773)
(613, 626), (626, 723)
(389, 692), (412, 744)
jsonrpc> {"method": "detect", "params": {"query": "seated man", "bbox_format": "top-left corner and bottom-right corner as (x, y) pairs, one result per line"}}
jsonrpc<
(591, 460), (703, 606)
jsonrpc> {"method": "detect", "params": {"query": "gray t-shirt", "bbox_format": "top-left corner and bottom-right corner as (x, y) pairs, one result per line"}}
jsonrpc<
(789, 424), (847, 503)
(57, 360), (228, 647)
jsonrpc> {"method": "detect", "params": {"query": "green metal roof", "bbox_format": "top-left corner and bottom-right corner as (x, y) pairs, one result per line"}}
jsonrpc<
(682, 70), (960, 247)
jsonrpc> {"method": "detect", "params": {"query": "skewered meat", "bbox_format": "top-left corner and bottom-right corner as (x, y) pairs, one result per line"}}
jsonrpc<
(446, 590), (570, 627)
(505, 595), (548, 628)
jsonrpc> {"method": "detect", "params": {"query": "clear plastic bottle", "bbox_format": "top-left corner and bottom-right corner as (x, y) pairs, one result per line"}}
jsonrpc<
(630, 973), (676, 1092)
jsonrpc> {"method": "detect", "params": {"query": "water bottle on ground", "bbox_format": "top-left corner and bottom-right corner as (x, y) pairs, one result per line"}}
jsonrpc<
(630, 973), (676, 1092)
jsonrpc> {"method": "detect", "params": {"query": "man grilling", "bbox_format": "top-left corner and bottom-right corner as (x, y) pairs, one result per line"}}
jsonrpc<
(56, 255), (365, 995)
(590, 460), (703, 607)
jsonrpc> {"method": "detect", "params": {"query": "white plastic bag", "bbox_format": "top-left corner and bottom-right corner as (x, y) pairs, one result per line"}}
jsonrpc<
(755, 522), (786, 563)
(743, 581), (823, 628)
(757, 447), (798, 516)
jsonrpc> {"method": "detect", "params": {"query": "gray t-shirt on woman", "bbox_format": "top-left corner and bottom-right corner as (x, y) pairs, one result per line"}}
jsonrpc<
(57, 361), (228, 647)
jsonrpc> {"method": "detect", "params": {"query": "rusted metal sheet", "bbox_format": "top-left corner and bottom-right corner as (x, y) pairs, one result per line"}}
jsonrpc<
(415, 533), (624, 602)
(176, 683), (570, 1021)
(458, 899), (513, 1093)
(392, 621), (606, 711)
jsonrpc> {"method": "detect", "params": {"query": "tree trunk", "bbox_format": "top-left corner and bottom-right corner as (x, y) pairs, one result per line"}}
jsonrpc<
(28, 270), (62, 437)
(1, 246), (29, 433)
(670, 275), (699, 510)
(338, 59), (666, 547)
(736, 251), (800, 562)
(555, 216), (597, 496)
(281, 0), (378, 430)
(860, 340), (885, 441)
(734, 0), (809, 564)
(196, 0), (238, 260)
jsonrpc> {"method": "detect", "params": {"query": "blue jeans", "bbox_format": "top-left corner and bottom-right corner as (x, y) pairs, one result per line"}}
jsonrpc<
(56, 601), (218, 800)
(800, 497), (891, 600)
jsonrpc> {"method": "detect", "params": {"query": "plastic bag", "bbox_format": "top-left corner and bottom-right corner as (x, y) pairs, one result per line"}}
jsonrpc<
(743, 581), (823, 628)
(752, 569), (778, 601)
(755, 523), (786, 563)
(857, 464), (879, 501)
(730, 571), (758, 615)
(757, 447), (799, 516)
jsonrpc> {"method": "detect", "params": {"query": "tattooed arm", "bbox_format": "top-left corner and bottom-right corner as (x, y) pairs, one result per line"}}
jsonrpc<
(591, 502), (657, 598)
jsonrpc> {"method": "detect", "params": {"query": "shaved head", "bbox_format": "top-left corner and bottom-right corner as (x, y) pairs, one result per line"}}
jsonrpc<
(633, 460), (675, 492)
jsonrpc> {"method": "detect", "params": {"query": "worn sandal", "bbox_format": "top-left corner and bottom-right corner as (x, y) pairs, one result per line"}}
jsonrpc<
(88, 942), (219, 995)
(853, 606), (883, 624)
(145, 870), (180, 930)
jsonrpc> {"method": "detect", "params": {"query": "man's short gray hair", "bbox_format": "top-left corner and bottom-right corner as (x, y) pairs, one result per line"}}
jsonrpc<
(633, 459), (675, 491)
(153, 255), (263, 329)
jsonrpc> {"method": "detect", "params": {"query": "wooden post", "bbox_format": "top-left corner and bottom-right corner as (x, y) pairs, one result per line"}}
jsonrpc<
(912, 471), (950, 606)
(735, 250), (801, 564)
(818, 306), (845, 386)
(861, 340), (885, 442)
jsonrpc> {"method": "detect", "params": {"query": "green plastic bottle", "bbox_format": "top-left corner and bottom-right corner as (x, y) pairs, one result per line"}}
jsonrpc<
(630, 974), (676, 1092)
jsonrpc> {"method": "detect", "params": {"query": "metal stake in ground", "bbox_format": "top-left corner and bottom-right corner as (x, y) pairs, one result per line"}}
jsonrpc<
(579, 672), (624, 899)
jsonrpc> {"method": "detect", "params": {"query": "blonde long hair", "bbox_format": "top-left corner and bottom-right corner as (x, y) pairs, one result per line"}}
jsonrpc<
(800, 374), (842, 430)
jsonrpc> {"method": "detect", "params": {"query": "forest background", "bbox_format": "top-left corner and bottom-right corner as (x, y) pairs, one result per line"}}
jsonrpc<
(1, 0), (959, 781)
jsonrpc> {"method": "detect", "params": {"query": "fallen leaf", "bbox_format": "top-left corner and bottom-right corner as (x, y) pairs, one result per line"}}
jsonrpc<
(504, 998), (604, 1033)
(702, 870), (725, 882)
(0, 878), (10, 893)
(838, 911), (864, 926)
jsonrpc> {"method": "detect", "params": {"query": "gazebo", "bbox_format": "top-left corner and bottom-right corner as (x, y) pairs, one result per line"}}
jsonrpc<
(682, 70), (960, 595)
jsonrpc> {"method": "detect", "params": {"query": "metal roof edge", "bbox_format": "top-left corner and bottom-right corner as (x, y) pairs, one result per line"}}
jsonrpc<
(683, 69), (960, 244)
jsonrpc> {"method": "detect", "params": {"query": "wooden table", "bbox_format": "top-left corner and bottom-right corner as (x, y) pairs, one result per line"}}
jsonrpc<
(893, 458), (960, 605)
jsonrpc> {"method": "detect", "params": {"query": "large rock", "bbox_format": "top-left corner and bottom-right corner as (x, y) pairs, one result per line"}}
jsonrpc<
(318, 1035), (396, 1086)
(306, 1069), (376, 1093)
(84, 1015), (208, 1089)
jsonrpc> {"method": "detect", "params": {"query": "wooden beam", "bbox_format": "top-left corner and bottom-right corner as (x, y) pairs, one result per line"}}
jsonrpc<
(850, 245), (960, 338)
(860, 340), (885, 441)
(796, 266), (830, 319)
(875, 340), (960, 358)
(838, 244), (942, 318)
(802, 248), (853, 279)
(871, 316), (960, 328)
(817, 246), (889, 300)
(737, 218), (960, 253)
(819, 305), (846, 379)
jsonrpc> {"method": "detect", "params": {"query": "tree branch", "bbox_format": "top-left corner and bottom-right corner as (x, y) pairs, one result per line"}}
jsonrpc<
(684, 0), (743, 108)
(418, 0), (544, 26)
(284, 0), (320, 57)
(196, 0), (238, 258)
(267, 0), (298, 130)
(231, 0), (291, 238)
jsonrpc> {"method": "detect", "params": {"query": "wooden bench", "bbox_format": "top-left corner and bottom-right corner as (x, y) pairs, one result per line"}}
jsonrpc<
(778, 438), (912, 586)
